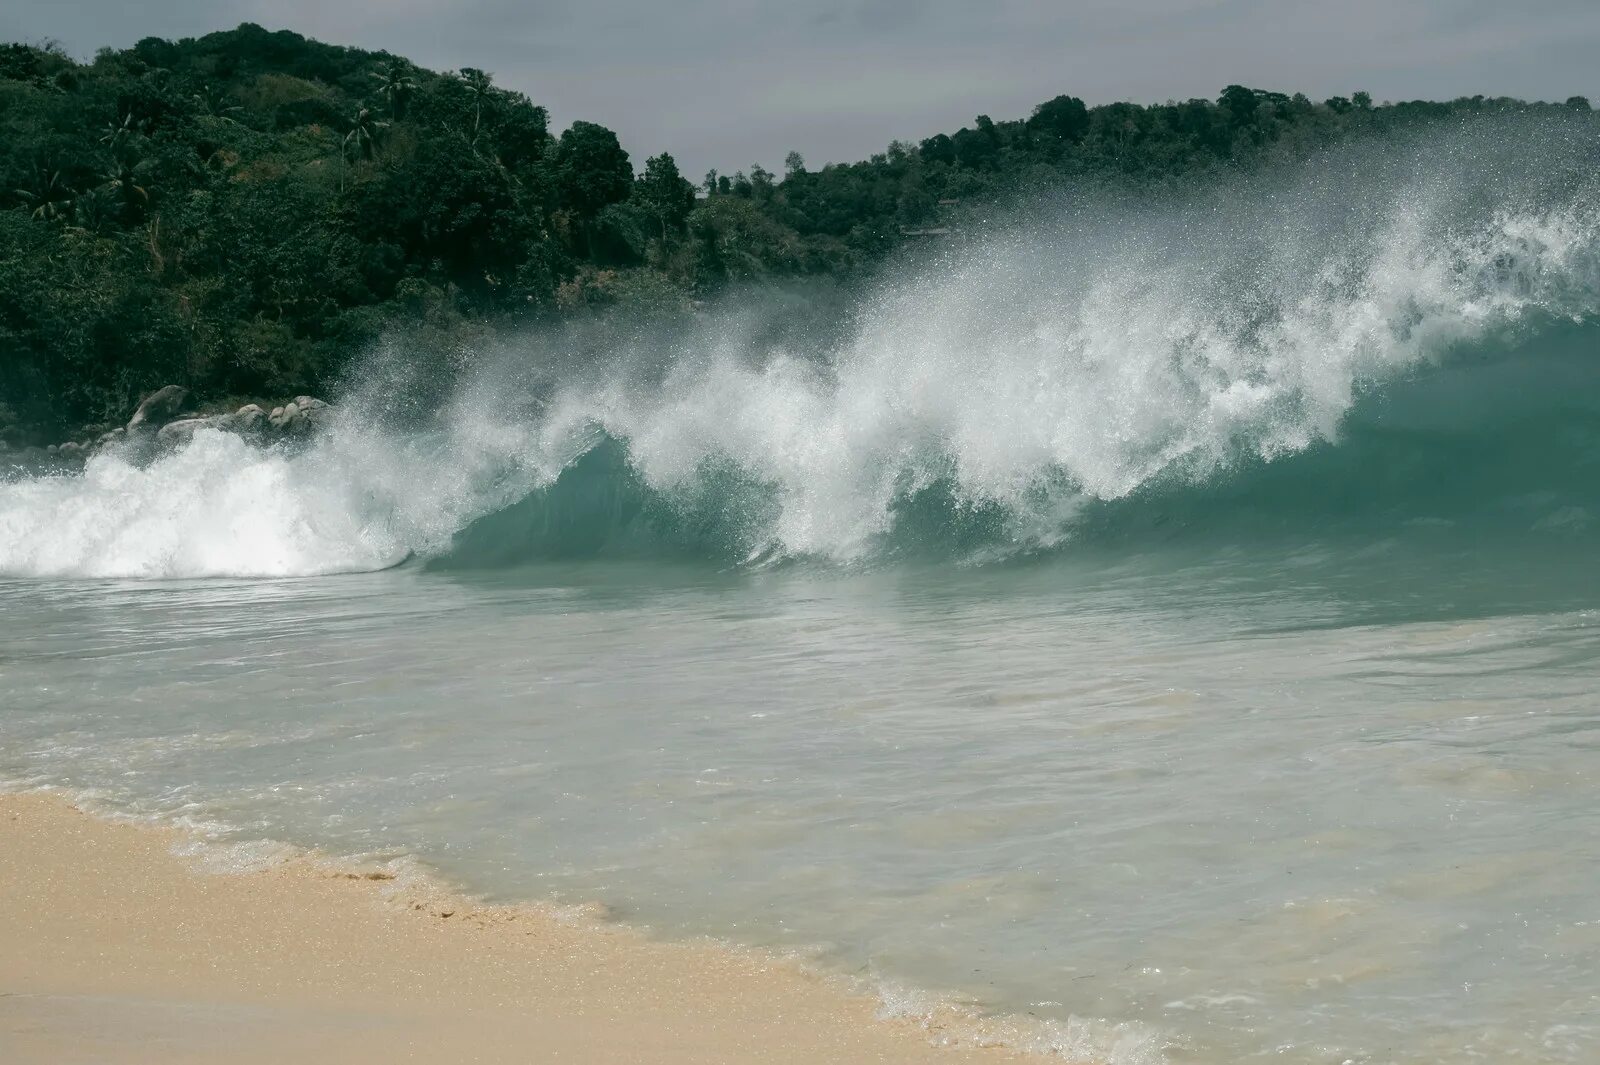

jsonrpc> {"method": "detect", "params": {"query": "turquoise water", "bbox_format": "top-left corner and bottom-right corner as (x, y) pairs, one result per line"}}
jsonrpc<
(3, 547), (1598, 1063)
(2, 115), (1599, 1063)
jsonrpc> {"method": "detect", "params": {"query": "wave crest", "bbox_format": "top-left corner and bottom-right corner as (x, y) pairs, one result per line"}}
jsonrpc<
(3, 115), (1597, 579)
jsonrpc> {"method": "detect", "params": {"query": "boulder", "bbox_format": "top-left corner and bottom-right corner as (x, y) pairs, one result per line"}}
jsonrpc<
(127, 385), (191, 432)
(148, 402), (289, 447)
(156, 415), (231, 445)
(226, 404), (266, 434)
(268, 402), (301, 432)
(102, 395), (335, 454)
(294, 397), (334, 432)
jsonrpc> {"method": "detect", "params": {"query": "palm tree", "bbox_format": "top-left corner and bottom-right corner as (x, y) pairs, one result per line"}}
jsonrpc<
(370, 61), (417, 119)
(99, 110), (146, 150)
(71, 187), (114, 234)
(343, 108), (388, 162)
(192, 84), (242, 122)
(457, 67), (494, 149)
(100, 156), (150, 222)
(13, 169), (74, 222)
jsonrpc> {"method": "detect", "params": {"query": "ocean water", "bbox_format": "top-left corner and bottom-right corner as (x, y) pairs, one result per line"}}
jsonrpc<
(3, 115), (1599, 1064)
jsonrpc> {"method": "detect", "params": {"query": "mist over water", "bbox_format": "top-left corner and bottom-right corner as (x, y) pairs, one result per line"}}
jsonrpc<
(3, 114), (1600, 1064)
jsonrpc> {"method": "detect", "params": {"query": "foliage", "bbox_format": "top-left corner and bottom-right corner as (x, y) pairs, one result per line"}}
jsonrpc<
(0, 23), (1583, 438)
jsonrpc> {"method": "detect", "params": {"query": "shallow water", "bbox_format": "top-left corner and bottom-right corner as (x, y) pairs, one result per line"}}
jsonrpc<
(4, 540), (1598, 1064)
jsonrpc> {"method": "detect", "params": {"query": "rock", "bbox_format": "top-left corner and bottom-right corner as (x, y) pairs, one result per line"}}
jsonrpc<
(268, 402), (301, 432)
(57, 441), (83, 456)
(156, 415), (228, 445)
(96, 395), (336, 455)
(296, 399), (334, 432)
(226, 404), (266, 434)
(154, 419), (198, 445)
(127, 385), (191, 432)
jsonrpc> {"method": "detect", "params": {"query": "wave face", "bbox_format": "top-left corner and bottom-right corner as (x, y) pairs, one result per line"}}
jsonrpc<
(2, 114), (1598, 579)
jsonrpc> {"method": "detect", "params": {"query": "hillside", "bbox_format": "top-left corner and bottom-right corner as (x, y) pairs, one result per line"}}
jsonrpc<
(0, 23), (1589, 440)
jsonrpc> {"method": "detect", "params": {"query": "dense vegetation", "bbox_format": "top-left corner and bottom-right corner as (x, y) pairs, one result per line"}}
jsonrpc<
(0, 24), (1590, 441)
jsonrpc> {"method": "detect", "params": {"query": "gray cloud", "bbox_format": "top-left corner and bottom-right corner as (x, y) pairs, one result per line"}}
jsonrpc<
(4, 1), (1596, 178)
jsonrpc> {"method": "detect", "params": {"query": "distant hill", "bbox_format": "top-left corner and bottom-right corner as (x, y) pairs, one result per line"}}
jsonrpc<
(1, 23), (1589, 438)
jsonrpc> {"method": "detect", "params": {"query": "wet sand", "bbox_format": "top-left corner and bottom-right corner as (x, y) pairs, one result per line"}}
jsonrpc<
(0, 791), (1028, 1064)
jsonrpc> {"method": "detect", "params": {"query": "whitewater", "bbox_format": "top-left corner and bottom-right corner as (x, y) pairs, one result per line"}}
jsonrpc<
(3, 113), (1599, 1063)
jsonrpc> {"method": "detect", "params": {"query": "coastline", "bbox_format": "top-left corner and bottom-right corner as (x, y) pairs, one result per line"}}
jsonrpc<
(0, 790), (1035, 1065)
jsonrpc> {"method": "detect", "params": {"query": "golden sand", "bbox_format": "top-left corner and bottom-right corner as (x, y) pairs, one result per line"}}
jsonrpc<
(0, 791), (1031, 1064)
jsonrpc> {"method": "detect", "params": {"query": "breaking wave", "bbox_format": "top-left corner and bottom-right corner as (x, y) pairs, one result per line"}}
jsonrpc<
(2, 113), (1597, 580)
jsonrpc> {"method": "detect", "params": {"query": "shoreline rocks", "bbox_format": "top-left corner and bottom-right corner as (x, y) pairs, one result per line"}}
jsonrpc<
(3, 387), (338, 471)
(126, 385), (192, 433)
(142, 394), (337, 450)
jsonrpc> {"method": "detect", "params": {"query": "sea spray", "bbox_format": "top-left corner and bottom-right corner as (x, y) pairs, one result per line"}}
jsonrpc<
(2, 112), (1596, 578)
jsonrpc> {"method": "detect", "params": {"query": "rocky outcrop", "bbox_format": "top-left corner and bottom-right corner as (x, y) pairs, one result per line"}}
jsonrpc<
(153, 404), (264, 443)
(154, 417), (218, 446)
(267, 402), (300, 431)
(126, 385), (192, 433)
(265, 398), (333, 435)
(228, 404), (266, 434)
(2, 388), (338, 470)
(153, 398), (336, 448)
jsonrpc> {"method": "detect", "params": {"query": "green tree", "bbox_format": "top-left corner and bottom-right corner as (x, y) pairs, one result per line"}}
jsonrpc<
(952, 123), (997, 168)
(369, 60), (416, 119)
(1027, 95), (1089, 141)
(748, 163), (775, 202)
(552, 120), (632, 219)
(344, 107), (387, 161)
(457, 67), (495, 149)
(1219, 84), (1261, 124)
(100, 111), (145, 152)
(483, 89), (549, 171)
(919, 132), (956, 165)
(100, 156), (150, 222)
(637, 152), (695, 237)
(13, 169), (74, 222)
(192, 84), (242, 121)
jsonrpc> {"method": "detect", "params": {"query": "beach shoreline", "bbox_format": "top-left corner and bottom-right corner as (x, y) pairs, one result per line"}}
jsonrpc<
(0, 789), (1033, 1065)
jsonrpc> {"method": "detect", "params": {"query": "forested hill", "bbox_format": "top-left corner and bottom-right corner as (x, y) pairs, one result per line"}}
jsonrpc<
(0, 24), (1590, 441)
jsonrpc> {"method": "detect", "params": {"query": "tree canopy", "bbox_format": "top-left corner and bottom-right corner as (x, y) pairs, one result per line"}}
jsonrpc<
(0, 24), (1585, 441)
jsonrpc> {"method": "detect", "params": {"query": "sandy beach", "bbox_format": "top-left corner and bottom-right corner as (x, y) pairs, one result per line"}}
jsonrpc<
(0, 791), (1029, 1065)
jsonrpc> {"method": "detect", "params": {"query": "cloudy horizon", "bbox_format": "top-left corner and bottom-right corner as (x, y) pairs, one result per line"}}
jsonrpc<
(5, 1), (1596, 178)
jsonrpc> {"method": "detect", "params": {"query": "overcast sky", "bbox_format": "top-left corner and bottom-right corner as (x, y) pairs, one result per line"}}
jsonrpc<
(5, 1), (1597, 178)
